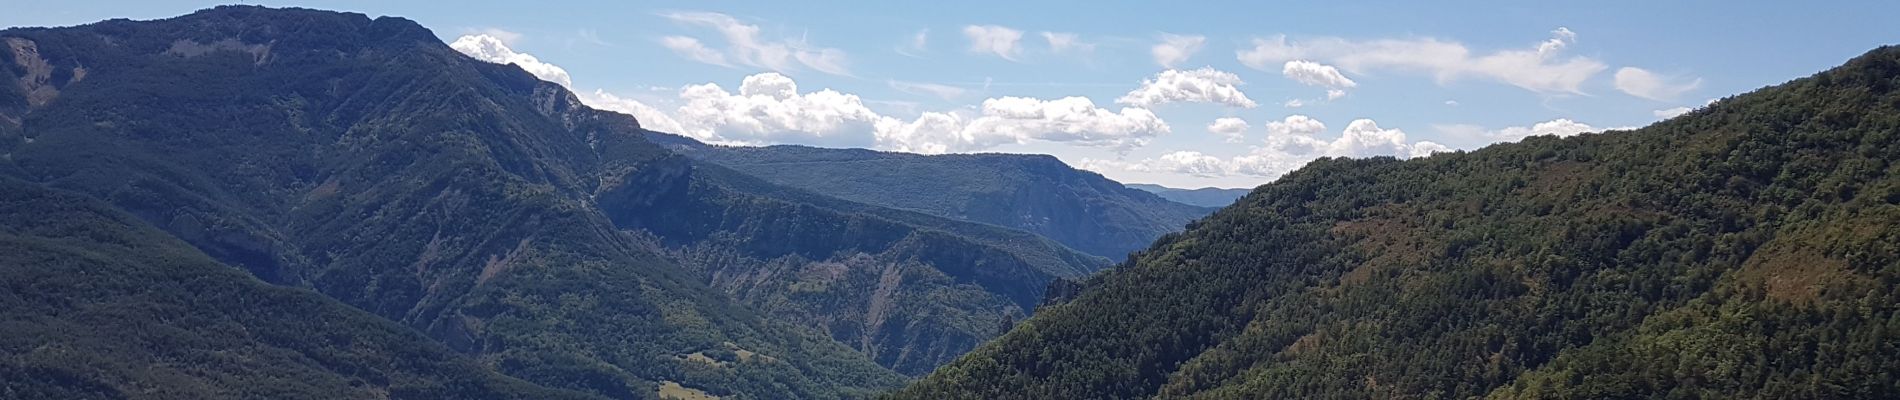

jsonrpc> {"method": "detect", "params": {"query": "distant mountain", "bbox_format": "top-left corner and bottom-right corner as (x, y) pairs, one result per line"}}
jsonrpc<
(1124, 183), (1251, 208)
(596, 138), (1112, 376)
(648, 132), (1217, 260)
(896, 47), (1900, 399)
(0, 7), (914, 398)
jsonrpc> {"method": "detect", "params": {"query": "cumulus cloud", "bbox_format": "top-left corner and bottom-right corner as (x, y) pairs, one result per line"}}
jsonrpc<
(1614, 67), (1702, 101)
(580, 90), (687, 135)
(877, 96), (1170, 154)
(451, 34), (574, 87)
(1282, 60), (1357, 89)
(1435, 118), (1615, 143)
(1207, 117), (1249, 143)
(667, 72), (886, 146)
(659, 11), (852, 76)
(1116, 67), (1258, 108)
(460, 32), (1169, 156)
(1083, 117), (1447, 180)
(1480, 118), (1602, 141)
(1152, 33), (1206, 68)
(964, 25), (1025, 61)
(1263, 115), (1325, 137)
(1238, 27), (1604, 94)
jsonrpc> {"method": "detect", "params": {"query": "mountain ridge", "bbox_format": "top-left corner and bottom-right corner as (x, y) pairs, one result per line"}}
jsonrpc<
(649, 131), (1215, 260)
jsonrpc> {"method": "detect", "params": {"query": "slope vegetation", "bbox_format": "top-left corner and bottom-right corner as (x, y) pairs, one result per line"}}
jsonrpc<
(895, 46), (1900, 399)
(0, 7), (900, 398)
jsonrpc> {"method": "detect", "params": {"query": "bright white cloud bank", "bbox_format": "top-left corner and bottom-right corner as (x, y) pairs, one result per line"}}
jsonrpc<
(454, 33), (1170, 152)
(878, 97), (1170, 154)
(1082, 115), (1448, 179)
(451, 34), (573, 88)
(1239, 27), (1603, 94)
(1117, 68), (1258, 108)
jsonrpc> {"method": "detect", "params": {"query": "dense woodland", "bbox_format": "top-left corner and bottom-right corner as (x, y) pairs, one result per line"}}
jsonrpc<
(893, 46), (1900, 399)
(0, 7), (905, 398)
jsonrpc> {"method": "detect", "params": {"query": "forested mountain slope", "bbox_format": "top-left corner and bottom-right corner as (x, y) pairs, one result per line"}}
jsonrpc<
(595, 137), (1109, 376)
(894, 46), (1900, 399)
(651, 133), (1215, 259)
(0, 6), (905, 398)
(0, 178), (602, 400)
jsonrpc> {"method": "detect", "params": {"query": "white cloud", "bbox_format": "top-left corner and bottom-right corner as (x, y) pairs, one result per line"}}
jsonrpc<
(466, 28), (523, 46)
(1282, 60), (1357, 89)
(1445, 100), (1459, 106)
(1042, 31), (1094, 54)
(877, 96), (1170, 154)
(1238, 27), (1605, 94)
(1207, 117), (1249, 143)
(1283, 99), (1305, 108)
(1280, 119), (1447, 158)
(580, 90), (686, 135)
(888, 80), (969, 100)
(1436, 118), (1615, 142)
(898, 29), (929, 57)
(963, 25), (1025, 61)
(659, 36), (730, 67)
(1116, 67), (1258, 108)
(1653, 106), (1693, 118)
(1084, 117), (1447, 180)
(666, 72), (886, 146)
(1614, 67), (1702, 101)
(1481, 118), (1601, 141)
(660, 11), (852, 76)
(451, 34), (574, 88)
(1152, 33), (1206, 68)
(1263, 115), (1325, 137)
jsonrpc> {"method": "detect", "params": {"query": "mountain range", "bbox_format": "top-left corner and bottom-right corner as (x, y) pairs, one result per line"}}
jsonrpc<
(1122, 183), (1251, 208)
(0, 6), (1164, 398)
(4, 5), (1897, 400)
(648, 133), (1215, 260)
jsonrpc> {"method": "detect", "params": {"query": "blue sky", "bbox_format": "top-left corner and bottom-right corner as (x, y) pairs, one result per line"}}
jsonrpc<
(7, 1), (1899, 188)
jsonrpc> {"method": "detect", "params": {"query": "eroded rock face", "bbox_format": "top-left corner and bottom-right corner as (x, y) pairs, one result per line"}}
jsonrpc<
(6, 37), (59, 108)
(164, 38), (272, 65)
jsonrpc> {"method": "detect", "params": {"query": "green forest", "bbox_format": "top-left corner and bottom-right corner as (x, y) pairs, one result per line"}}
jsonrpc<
(894, 46), (1900, 399)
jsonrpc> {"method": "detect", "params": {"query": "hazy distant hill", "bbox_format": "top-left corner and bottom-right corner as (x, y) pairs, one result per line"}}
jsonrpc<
(1124, 183), (1251, 208)
(649, 132), (1216, 260)
(896, 46), (1900, 399)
